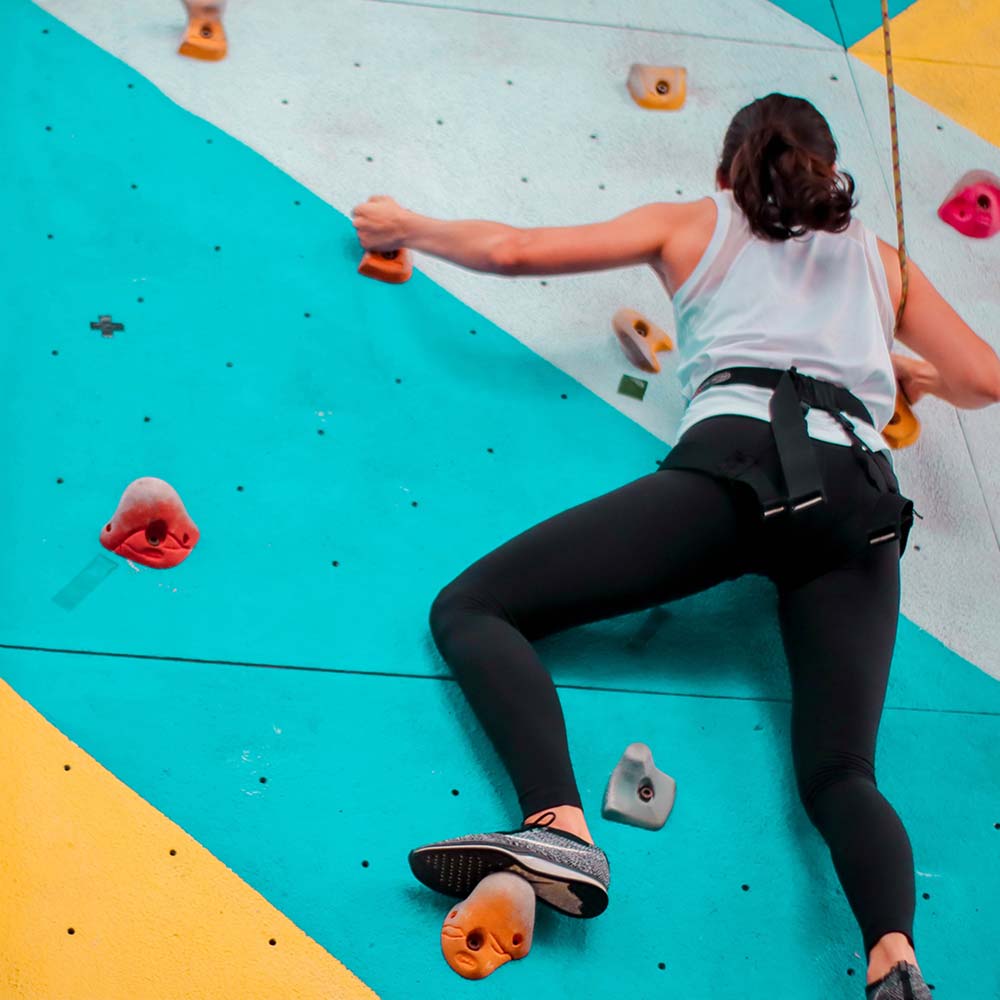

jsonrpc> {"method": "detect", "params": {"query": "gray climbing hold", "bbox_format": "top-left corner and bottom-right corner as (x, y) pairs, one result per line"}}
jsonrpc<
(601, 742), (676, 830)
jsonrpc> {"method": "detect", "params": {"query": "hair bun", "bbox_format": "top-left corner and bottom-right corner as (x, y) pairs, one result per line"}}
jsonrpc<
(719, 94), (856, 241)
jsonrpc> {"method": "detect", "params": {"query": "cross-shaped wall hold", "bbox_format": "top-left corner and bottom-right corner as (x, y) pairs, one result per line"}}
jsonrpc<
(90, 315), (124, 338)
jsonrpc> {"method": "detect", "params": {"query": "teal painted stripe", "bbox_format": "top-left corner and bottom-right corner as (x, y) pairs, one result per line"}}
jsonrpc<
(3, 646), (998, 998)
(767, 0), (920, 48)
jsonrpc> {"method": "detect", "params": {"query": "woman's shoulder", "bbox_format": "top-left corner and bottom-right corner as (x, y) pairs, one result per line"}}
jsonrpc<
(658, 195), (726, 295)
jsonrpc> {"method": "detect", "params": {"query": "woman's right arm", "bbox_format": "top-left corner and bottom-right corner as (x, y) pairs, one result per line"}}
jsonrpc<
(877, 237), (1000, 408)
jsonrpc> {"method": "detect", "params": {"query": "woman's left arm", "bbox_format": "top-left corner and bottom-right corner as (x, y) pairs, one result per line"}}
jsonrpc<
(352, 195), (677, 276)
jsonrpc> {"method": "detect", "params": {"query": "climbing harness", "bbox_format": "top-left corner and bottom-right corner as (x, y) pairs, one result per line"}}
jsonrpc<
(661, 366), (915, 555)
(656, 7), (920, 559)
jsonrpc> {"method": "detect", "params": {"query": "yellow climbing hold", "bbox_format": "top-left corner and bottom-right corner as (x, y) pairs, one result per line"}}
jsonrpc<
(627, 65), (687, 111)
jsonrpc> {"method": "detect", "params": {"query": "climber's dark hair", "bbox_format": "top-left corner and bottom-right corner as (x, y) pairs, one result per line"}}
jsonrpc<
(716, 93), (857, 241)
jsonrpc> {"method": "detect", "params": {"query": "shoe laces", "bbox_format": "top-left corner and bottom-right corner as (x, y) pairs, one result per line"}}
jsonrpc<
(521, 811), (560, 832)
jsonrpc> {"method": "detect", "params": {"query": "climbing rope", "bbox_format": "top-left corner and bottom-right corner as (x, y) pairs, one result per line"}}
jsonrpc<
(880, 0), (908, 329)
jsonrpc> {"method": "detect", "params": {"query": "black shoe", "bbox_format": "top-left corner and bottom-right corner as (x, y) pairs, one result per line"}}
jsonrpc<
(409, 819), (610, 918)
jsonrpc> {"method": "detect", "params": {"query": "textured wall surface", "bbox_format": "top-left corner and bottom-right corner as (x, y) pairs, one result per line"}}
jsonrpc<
(0, 680), (377, 999)
(4, 1), (998, 997)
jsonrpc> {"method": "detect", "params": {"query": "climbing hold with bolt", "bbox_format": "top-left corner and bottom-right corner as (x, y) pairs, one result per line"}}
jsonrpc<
(179, 2), (228, 61)
(613, 308), (674, 373)
(627, 65), (687, 111)
(100, 477), (200, 568)
(359, 248), (413, 284)
(883, 386), (921, 450)
(440, 872), (534, 980)
(602, 742), (676, 830)
(938, 170), (1000, 239)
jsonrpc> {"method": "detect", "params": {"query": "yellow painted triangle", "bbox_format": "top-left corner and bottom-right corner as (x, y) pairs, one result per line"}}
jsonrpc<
(0, 679), (380, 1000)
(853, 0), (1000, 63)
(851, 0), (1000, 149)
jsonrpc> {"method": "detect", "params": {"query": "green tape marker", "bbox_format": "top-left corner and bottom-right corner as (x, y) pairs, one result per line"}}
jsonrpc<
(618, 373), (648, 401)
(53, 554), (118, 610)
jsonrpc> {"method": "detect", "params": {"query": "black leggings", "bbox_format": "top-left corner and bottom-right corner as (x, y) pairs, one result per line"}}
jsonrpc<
(429, 416), (915, 958)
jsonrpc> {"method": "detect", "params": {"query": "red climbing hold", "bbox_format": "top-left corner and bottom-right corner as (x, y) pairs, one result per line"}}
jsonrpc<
(100, 477), (200, 569)
(938, 170), (1000, 239)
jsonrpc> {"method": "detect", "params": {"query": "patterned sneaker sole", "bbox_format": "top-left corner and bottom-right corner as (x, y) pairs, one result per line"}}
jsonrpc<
(409, 843), (609, 918)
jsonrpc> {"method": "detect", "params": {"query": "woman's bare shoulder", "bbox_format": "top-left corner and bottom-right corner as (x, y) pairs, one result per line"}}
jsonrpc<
(657, 196), (719, 295)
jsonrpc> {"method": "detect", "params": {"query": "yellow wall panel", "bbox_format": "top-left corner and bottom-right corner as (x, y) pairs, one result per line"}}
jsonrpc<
(853, 0), (1000, 62)
(851, 0), (1000, 148)
(851, 52), (1000, 148)
(0, 680), (379, 1000)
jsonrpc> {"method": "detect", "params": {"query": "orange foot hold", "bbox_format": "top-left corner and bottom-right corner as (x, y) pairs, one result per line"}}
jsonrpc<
(441, 872), (535, 980)
(179, 10), (227, 61)
(100, 477), (200, 569)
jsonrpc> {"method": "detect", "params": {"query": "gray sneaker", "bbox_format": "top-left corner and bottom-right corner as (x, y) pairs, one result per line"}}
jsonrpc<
(864, 961), (932, 1000)
(408, 820), (610, 918)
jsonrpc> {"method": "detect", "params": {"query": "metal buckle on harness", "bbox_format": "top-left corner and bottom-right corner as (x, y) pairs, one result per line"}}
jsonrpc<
(762, 502), (787, 519)
(791, 492), (824, 513)
(870, 528), (899, 546)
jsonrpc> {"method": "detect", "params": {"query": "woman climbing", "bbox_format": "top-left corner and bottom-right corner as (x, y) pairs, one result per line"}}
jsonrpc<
(352, 93), (1000, 998)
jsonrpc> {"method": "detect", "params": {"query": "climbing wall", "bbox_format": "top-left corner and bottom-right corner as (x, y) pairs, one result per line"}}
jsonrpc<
(3, 1), (998, 997)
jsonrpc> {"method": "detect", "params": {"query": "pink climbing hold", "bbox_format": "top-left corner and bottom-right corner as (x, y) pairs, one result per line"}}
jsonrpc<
(937, 170), (1000, 239)
(100, 477), (200, 569)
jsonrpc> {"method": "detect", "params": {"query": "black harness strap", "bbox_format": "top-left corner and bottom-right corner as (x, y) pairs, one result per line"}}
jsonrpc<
(769, 370), (826, 511)
(660, 366), (916, 553)
(694, 366), (880, 512)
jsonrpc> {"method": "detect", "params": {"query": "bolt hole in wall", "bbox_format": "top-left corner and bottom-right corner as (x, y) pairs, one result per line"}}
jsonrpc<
(145, 520), (167, 546)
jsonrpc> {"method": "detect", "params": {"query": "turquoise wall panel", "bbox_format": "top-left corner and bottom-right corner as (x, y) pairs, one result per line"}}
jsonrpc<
(3, 647), (997, 998)
(767, 0), (920, 47)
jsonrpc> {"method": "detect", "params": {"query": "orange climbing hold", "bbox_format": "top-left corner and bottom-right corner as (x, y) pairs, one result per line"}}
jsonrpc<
(613, 307), (674, 373)
(358, 249), (413, 284)
(627, 64), (687, 110)
(440, 872), (535, 980)
(179, 4), (228, 61)
(100, 477), (200, 569)
(883, 388), (921, 449)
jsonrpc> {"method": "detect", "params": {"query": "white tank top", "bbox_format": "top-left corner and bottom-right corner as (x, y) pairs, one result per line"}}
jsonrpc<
(672, 190), (897, 455)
